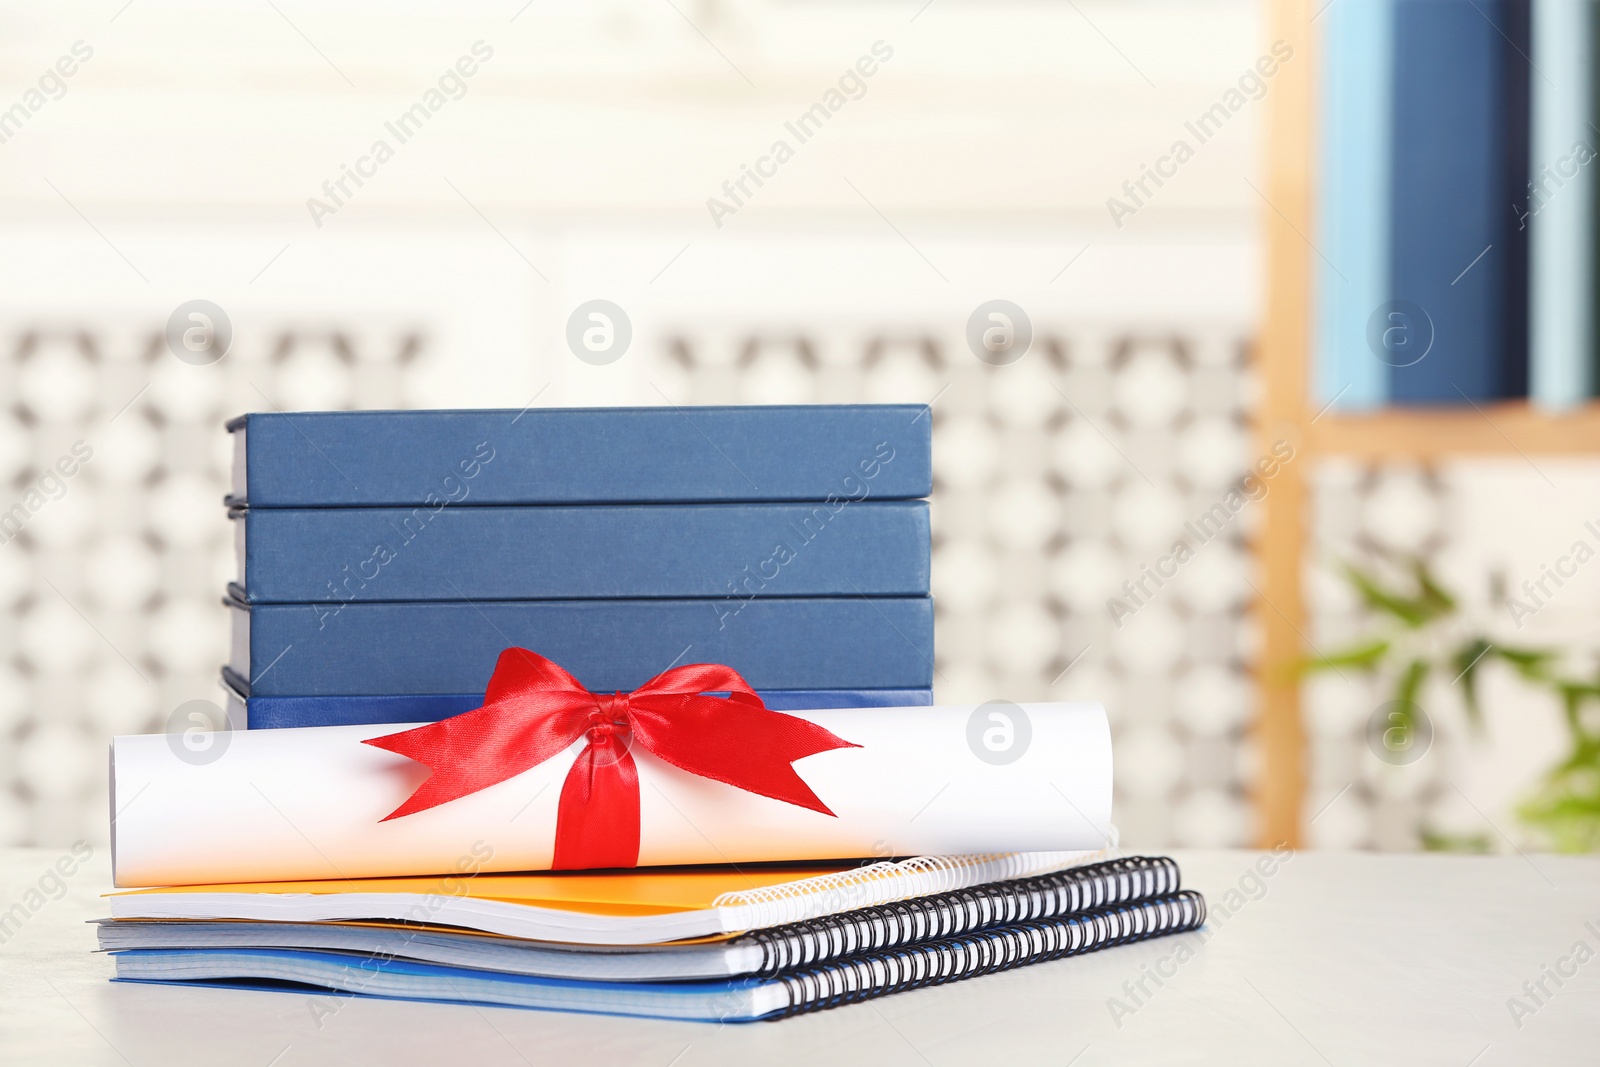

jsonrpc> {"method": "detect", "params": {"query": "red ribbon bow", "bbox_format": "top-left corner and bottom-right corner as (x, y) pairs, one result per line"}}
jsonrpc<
(363, 649), (860, 869)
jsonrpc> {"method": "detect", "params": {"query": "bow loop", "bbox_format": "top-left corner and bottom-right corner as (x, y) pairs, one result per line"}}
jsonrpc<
(364, 648), (858, 868)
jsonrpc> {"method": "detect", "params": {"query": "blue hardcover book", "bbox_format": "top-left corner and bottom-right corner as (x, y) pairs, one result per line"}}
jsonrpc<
(228, 594), (935, 695)
(218, 669), (933, 729)
(232, 501), (929, 603)
(1314, 0), (1392, 410)
(1389, 0), (1530, 403)
(228, 406), (930, 507)
(1529, 0), (1596, 408)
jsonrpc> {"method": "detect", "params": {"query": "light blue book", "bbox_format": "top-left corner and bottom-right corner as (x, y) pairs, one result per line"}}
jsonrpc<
(1314, 0), (1392, 411)
(1530, 0), (1595, 409)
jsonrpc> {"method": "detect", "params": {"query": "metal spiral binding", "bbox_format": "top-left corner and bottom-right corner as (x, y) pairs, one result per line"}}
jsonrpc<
(736, 855), (1180, 977)
(711, 845), (1115, 932)
(767, 890), (1207, 1019)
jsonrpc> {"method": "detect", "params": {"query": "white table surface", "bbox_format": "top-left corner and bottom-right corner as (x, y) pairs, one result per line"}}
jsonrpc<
(2, 846), (1597, 1066)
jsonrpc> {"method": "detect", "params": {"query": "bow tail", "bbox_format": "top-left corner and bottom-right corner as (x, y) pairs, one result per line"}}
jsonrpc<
(551, 736), (641, 870)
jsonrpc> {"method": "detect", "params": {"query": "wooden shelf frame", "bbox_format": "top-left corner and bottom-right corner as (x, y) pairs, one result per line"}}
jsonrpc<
(1255, 0), (1315, 848)
(1312, 403), (1600, 458)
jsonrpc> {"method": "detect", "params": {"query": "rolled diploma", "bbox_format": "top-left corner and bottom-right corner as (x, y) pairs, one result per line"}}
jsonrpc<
(111, 703), (1112, 887)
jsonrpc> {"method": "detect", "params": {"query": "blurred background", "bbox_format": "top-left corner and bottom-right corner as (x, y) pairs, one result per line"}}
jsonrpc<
(0, 0), (1592, 856)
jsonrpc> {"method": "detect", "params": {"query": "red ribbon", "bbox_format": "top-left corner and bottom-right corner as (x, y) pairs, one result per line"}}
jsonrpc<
(363, 649), (860, 869)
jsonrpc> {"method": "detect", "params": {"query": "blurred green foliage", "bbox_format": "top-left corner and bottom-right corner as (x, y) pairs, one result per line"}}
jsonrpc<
(1297, 557), (1600, 853)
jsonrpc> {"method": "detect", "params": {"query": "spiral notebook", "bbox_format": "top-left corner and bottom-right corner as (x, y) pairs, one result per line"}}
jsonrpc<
(107, 849), (1108, 946)
(111, 891), (1207, 1022)
(102, 856), (1178, 982)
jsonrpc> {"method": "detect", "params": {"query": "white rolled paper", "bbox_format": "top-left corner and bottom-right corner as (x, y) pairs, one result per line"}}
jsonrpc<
(110, 703), (1112, 887)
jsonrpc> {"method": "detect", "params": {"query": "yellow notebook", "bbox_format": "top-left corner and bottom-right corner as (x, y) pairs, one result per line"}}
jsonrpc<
(108, 850), (1100, 945)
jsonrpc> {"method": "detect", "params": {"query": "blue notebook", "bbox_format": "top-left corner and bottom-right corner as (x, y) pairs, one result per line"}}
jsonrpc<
(232, 501), (929, 603)
(1314, 0), (1392, 410)
(110, 891), (1207, 1022)
(1529, 0), (1596, 408)
(228, 594), (935, 695)
(1389, 0), (1530, 404)
(228, 406), (930, 507)
(217, 668), (934, 729)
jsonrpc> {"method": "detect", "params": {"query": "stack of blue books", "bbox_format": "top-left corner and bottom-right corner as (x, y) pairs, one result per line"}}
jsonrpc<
(219, 406), (935, 729)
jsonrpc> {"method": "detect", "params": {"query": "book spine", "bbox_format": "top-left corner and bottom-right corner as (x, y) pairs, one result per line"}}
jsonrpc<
(1593, 0), (1600, 398)
(237, 688), (936, 729)
(239, 502), (930, 602)
(1314, 0), (1392, 411)
(1502, 0), (1535, 402)
(237, 406), (932, 506)
(235, 596), (936, 695)
(741, 855), (1182, 975)
(1389, 0), (1531, 404)
(1530, 0), (1596, 408)
(765, 891), (1206, 1019)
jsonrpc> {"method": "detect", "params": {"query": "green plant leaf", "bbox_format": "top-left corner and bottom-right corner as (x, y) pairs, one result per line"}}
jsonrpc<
(1453, 638), (1493, 731)
(1420, 828), (1492, 853)
(1396, 658), (1428, 703)
(1493, 645), (1557, 683)
(1373, 659), (1429, 749)
(1294, 639), (1391, 675)
(1342, 563), (1433, 628)
(1412, 557), (1457, 616)
(1516, 692), (1600, 851)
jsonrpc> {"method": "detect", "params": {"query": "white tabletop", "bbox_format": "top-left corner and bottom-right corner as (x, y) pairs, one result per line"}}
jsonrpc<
(1, 846), (1596, 1066)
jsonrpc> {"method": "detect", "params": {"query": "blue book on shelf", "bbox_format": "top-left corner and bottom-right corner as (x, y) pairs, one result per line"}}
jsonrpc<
(218, 668), (933, 729)
(228, 594), (935, 696)
(228, 406), (930, 507)
(1314, 0), (1392, 411)
(1389, 0), (1530, 404)
(232, 501), (929, 603)
(1529, 0), (1596, 408)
